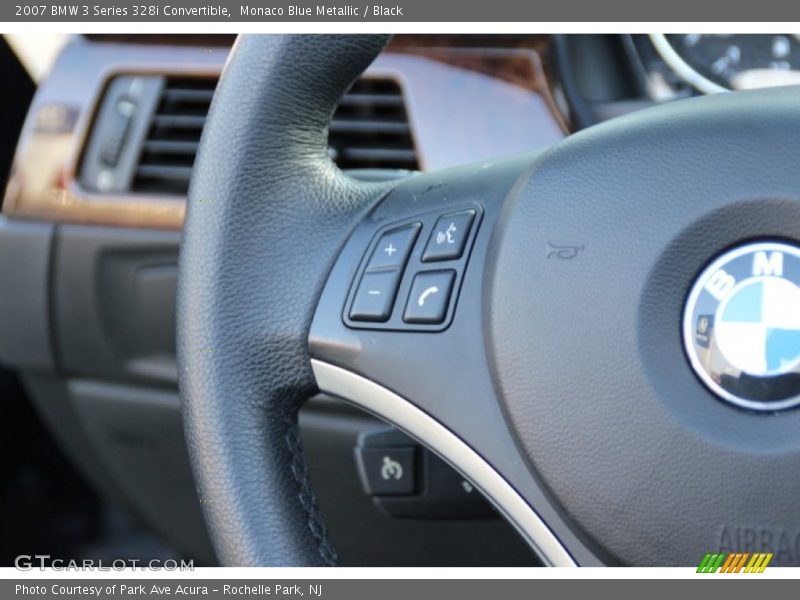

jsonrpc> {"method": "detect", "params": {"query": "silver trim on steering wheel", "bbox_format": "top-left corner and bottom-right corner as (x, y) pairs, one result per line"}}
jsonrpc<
(310, 359), (578, 567)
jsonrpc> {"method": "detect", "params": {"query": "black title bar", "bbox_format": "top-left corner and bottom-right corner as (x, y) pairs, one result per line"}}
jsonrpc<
(4, 0), (800, 22)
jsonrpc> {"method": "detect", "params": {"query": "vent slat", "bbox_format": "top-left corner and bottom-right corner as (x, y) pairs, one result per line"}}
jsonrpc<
(161, 88), (215, 103)
(135, 164), (194, 181)
(142, 140), (200, 155)
(338, 147), (418, 163)
(151, 114), (207, 129)
(329, 119), (410, 134)
(337, 93), (405, 107)
(131, 76), (417, 196)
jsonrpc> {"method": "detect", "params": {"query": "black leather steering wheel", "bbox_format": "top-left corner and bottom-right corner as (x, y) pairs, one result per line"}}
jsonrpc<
(178, 34), (800, 567)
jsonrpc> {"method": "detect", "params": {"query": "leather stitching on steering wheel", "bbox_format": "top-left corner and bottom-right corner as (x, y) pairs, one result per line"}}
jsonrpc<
(284, 417), (338, 566)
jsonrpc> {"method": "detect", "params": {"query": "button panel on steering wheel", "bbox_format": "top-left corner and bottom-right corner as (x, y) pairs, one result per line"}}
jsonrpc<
(345, 206), (482, 332)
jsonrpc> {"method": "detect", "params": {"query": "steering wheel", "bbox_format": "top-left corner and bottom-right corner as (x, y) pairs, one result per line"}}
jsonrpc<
(178, 34), (800, 566)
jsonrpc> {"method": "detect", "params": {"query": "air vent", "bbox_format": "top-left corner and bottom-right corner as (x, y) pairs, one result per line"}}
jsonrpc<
(131, 77), (215, 195)
(329, 78), (419, 172)
(128, 76), (418, 196)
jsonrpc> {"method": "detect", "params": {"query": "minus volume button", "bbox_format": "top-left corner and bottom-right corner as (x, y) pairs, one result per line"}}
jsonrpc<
(349, 269), (402, 322)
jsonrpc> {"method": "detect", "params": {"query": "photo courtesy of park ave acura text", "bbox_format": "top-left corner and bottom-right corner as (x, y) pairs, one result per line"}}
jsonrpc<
(4, 17), (800, 585)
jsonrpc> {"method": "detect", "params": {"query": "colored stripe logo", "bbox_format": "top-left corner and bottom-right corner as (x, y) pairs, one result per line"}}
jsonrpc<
(697, 552), (773, 573)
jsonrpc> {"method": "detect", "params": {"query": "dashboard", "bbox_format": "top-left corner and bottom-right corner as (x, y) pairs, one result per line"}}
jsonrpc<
(6, 34), (800, 229)
(2, 34), (565, 229)
(0, 33), (797, 567)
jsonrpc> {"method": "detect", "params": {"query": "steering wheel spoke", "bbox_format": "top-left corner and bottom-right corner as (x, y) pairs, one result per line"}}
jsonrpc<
(308, 157), (585, 566)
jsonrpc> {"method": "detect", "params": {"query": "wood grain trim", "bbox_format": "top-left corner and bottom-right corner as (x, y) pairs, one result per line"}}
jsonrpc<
(395, 46), (569, 135)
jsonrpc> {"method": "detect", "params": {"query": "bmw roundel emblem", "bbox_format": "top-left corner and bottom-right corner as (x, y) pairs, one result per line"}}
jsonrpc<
(684, 242), (800, 411)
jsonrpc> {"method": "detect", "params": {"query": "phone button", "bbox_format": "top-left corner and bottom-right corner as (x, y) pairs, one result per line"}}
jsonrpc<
(403, 270), (455, 324)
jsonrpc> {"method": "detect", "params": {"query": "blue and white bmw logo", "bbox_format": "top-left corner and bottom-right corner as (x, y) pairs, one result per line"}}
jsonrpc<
(684, 242), (800, 411)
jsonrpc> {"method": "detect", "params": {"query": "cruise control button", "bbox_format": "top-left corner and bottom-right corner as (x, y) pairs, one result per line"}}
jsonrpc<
(422, 210), (475, 262)
(403, 270), (455, 324)
(356, 446), (416, 496)
(367, 223), (420, 271)
(350, 270), (401, 322)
